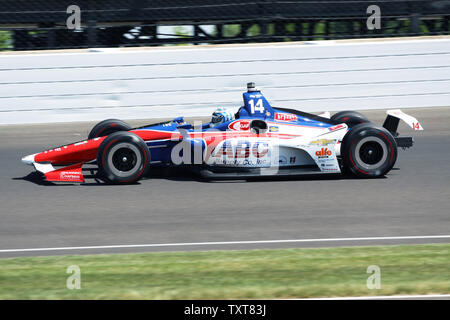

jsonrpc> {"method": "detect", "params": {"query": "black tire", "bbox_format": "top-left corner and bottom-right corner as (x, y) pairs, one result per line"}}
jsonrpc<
(341, 123), (397, 178)
(97, 131), (150, 184)
(331, 111), (369, 128)
(88, 119), (132, 140)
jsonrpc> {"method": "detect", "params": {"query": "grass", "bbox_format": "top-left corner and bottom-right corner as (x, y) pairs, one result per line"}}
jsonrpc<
(0, 244), (449, 299)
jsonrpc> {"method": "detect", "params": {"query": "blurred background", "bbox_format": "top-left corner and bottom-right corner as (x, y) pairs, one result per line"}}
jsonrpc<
(0, 0), (449, 51)
(1, 1), (449, 125)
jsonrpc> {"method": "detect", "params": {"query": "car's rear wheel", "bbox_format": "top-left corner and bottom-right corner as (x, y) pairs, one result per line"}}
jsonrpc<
(88, 119), (132, 139)
(97, 131), (150, 184)
(331, 111), (369, 127)
(341, 123), (397, 178)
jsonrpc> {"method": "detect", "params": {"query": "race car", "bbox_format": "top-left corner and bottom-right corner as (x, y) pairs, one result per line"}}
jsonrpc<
(21, 82), (423, 184)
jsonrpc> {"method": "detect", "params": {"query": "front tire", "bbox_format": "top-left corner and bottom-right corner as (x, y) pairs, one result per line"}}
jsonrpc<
(341, 123), (397, 178)
(97, 131), (150, 184)
(88, 119), (132, 140)
(331, 111), (369, 127)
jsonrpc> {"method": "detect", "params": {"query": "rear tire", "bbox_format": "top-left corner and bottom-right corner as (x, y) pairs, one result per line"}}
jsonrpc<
(97, 131), (150, 184)
(88, 119), (132, 140)
(341, 123), (397, 178)
(331, 111), (369, 127)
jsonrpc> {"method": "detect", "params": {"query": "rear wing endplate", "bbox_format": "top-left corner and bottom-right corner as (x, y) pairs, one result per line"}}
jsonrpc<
(383, 109), (423, 149)
(383, 109), (423, 134)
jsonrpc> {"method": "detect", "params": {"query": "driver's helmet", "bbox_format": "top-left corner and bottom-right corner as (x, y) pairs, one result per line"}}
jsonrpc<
(210, 107), (234, 127)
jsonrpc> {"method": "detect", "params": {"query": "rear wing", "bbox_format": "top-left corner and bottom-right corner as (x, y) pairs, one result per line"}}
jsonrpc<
(383, 109), (423, 149)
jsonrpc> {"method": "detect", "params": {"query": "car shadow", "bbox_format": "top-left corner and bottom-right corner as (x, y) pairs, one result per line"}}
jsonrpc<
(12, 172), (66, 186)
(14, 166), (393, 186)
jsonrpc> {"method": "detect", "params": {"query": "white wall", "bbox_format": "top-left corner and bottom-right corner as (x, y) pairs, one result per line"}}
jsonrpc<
(0, 38), (449, 124)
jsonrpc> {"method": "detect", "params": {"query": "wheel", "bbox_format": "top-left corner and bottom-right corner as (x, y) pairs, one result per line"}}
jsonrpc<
(97, 131), (150, 184)
(88, 119), (132, 139)
(341, 123), (397, 178)
(331, 111), (369, 128)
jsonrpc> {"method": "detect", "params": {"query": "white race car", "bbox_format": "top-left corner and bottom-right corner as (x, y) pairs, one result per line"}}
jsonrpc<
(22, 83), (423, 184)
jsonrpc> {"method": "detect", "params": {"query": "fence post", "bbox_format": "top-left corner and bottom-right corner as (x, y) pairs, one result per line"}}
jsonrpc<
(87, 20), (97, 47)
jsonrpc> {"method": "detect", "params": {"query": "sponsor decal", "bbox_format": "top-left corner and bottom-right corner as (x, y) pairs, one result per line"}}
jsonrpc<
(322, 163), (336, 167)
(228, 120), (250, 131)
(311, 139), (334, 146)
(318, 157), (339, 172)
(275, 113), (298, 122)
(252, 142), (269, 158)
(315, 147), (332, 157)
(215, 140), (269, 159)
(235, 141), (250, 158)
(60, 171), (83, 180)
(321, 167), (339, 172)
(212, 140), (271, 167)
(269, 125), (279, 132)
(214, 141), (235, 158)
(328, 124), (345, 132)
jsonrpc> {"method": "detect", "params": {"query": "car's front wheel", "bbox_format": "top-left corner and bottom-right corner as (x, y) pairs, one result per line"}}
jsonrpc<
(97, 131), (150, 184)
(331, 111), (369, 127)
(341, 123), (397, 178)
(88, 119), (132, 140)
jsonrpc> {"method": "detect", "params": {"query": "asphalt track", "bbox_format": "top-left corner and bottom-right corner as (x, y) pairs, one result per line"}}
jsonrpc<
(0, 108), (449, 258)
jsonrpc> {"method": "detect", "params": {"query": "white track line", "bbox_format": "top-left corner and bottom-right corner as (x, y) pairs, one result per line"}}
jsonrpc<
(300, 294), (450, 300)
(0, 235), (449, 254)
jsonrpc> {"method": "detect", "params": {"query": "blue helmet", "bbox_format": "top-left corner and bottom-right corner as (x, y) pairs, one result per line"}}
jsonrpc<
(211, 107), (234, 127)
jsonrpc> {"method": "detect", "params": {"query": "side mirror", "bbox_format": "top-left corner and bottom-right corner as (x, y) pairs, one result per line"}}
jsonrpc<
(250, 119), (268, 134)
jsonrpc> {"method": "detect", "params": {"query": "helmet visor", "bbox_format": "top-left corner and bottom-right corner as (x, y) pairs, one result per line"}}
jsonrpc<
(211, 113), (223, 124)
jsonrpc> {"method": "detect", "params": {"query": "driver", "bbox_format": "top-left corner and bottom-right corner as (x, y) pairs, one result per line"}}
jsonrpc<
(210, 107), (234, 127)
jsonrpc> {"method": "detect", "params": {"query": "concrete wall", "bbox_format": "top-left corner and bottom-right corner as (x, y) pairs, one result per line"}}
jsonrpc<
(1, 38), (449, 124)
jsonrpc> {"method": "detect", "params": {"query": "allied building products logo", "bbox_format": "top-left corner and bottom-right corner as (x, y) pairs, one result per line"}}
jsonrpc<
(66, 5), (81, 30)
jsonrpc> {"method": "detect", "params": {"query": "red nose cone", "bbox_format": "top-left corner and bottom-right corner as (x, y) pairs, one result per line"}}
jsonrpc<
(34, 137), (105, 165)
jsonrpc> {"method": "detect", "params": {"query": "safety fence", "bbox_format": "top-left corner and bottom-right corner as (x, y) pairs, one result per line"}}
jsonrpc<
(0, 1), (449, 51)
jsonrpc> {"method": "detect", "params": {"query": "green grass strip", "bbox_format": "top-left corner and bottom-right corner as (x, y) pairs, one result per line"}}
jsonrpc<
(0, 244), (449, 299)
